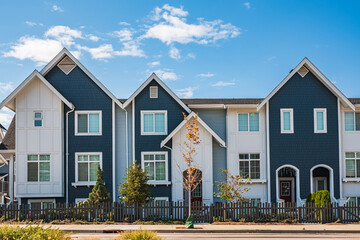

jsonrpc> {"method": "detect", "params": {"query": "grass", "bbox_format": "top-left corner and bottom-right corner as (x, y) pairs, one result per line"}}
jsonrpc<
(116, 230), (162, 240)
(0, 225), (70, 240)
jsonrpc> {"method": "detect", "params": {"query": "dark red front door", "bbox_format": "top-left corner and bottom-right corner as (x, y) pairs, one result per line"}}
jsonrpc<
(191, 183), (202, 204)
(280, 180), (292, 202)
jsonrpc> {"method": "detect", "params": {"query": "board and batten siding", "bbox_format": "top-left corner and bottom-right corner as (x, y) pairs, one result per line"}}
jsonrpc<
(16, 77), (64, 197)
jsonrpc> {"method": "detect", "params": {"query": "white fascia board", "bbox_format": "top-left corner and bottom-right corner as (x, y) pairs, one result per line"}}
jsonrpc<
(257, 58), (355, 111)
(187, 104), (225, 109)
(160, 112), (226, 148)
(40, 48), (123, 108)
(123, 73), (191, 113)
(0, 70), (73, 111)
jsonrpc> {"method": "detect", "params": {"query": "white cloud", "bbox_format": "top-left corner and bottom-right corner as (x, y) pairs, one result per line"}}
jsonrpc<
(113, 29), (133, 41)
(52, 5), (63, 12)
(154, 69), (179, 81)
(44, 26), (83, 46)
(25, 21), (44, 27)
(148, 61), (160, 67)
(114, 41), (145, 57)
(187, 53), (196, 59)
(0, 108), (14, 129)
(88, 35), (100, 42)
(143, 4), (240, 45)
(212, 81), (235, 87)
(0, 82), (14, 94)
(169, 46), (181, 60)
(198, 72), (214, 78)
(175, 86), (197, 98)
(244, 2), (251, 9)
(118, 21), (130, 26)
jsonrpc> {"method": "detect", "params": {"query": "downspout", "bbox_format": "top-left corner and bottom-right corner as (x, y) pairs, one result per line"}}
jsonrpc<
(66, 106), (75, 204)
(124, 108), (129, 169)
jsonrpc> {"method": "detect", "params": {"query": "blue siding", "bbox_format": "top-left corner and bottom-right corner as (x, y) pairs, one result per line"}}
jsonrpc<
(45, 62), (113, 203)
(269, 71), (339, 201)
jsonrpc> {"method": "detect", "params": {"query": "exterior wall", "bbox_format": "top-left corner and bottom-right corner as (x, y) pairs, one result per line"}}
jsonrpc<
(172, 122), (213, 205)
(16, 77), (64, 198)
(269, 71), (339, 201)
(45, 63), (113, 203)
(227, 107), (268, 202)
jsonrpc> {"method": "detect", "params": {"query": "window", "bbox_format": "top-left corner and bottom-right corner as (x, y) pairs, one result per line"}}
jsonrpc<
(345, 152), (360, 178)
(346, 197), (360, 205)
(150, 86), (158, 98)
(141, 111), (167, 135)
(238, 113), (259, 132)
(247, 198), (261, 206)
(280, 109), (294, 133)
(141, 152), (168, 183)
(344, 112), (360, 131)
(27, 155), (50, 182)
(28, 199), (55, 209)
(239, 153), (260, 179)
(34, 111), (42, 127)
(75, 111), (102, 136)
(75, 198), (88, 204)
(314, 108), (327, 133)
(75, 153), (102, 184)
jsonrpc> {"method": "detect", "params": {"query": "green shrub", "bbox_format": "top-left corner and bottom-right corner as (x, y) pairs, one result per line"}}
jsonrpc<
(306, 190), (331, 206)
(117, 230), (162, 240)
(0, 225), (70, 240)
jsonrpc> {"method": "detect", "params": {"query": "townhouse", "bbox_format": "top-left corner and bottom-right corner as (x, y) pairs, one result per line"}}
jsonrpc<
(0, 48), (359, 207)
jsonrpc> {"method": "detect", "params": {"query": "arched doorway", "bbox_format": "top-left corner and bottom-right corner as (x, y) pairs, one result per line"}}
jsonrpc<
(310, 164), (334, 200)
(183, 169), (202, 204)
(276, 165), (300, 203)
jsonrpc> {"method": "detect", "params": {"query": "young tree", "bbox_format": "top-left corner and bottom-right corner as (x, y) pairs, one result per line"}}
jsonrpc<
(88, 165), (111, 205)
(118, 162), (151, 205)
(215, 169), (250, 202)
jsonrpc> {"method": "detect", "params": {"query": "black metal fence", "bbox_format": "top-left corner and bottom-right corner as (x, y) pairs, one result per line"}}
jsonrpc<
(0, 202), (359, 223)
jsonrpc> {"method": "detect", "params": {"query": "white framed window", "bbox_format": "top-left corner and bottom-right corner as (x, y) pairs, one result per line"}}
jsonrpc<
(344, 112), (360, 131)
(150, 86), (158, 98)
(280, 108), (294, 133)
(239, 153), (260, 179)
(27, 154), (50, 182)
(75, 111), (102, 136)
(141, 152), (168, 184)
(34, 111), (42, 127)
(28, 199), (55, 209)
(141, 111), (167, 135)
(75, 152), (102, 185)
(346, 196), (360, 205)
(345, 152), (360, 178)
(314, 108), (327, 133)
(238, 112), (259, 132)
(75, 198), (88, 204)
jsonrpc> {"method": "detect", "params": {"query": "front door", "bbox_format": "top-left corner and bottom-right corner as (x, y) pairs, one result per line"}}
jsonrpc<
(314, 177), (327, 191)
(191, 182), (202, 204)
(280, 180), (292, 202)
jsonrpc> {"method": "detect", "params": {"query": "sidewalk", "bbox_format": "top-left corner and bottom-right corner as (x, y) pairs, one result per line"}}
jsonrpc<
(3, 223), (360, 234)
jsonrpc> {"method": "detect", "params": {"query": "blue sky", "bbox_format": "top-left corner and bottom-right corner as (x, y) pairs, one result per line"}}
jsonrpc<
(0, 0), (360, 127)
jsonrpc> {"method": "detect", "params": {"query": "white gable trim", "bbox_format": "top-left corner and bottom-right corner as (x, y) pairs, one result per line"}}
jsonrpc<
(123, 73), (191, 113)
(160, 112), (226, 148)
(257, 58), (355, 111)
(0, 70), (73, 111)
(40, 48), (123, 108)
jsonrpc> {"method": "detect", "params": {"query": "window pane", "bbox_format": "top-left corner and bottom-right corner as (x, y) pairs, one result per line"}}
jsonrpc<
(346, 159), (355, 178)
(78, 155), (88, 162)
(90, 162), (99, 181)
(316, 112), (324, 130)
(249, 113), (259, 132)
(34, 120), (42, 127)
(144, 162), (154, 180)
(144, 154), (154, 160)
(345, 112), (355, 131)
(250, 160), (260, 179)
(283, 112), (291, 131)
(39, 155), (50, 161)
(143, 114), (154, 132)
(34, 112), (42, 119)
(238, 114), (248, 131)
(155, 162), (166, 180)
(90, 155), (100, 162)
(346, 152), (355, 158)
(155, 154), (165, 160)
(39, 162), (50, 181)
(78, 114), (88, 133)
(239, 161), (249, 178)
(89, 113), (100, 133)
(356, 152), (360, 158)
(250, 154), (260, 159)
(357, 160), (360, 178)
(348, 197), (356, 204)
(28, 155), (38, 161)
(356, 113), (360, 131)
(155, 113), (165, 132)
(239, 154), (249, 159)
(78, 163), (88, 181)
(28, 162), (38, 181)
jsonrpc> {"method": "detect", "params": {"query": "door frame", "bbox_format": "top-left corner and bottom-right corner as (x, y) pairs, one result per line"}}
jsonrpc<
(279, 177), (295, 202)
(310, 164), (334, 201)
(313, 177), (328, 192)
(276, 165), (300, 204)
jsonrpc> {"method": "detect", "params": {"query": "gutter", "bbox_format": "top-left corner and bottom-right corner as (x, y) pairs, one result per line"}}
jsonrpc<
(66, 106), (75, 204)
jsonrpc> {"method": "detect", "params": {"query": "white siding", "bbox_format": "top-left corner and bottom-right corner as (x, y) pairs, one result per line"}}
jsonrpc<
(15, 77), (64, 197)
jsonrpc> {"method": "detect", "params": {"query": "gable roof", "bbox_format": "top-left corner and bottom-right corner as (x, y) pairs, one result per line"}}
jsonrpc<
(40, 48), (123, 108)
(257, 58), (355, 111)
(161, 112), (226, 148)
(0, 71), (73, 111)
(123, 73), (191, 113)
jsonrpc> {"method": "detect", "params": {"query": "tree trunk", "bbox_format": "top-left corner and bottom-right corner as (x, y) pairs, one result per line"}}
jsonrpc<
(188, 168), (191, 217)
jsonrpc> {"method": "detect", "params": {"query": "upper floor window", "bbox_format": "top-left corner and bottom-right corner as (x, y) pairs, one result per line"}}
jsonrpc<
(238, 113), (259, 132)
(27, 154), (50, 182)
(150, 86), (158, 98)
(314, 108), (327, 133)
(239, 153), (260, 179)
(75, 111), (102, 136)
(75, 152), (102, 184)
(344, 112), (360, 131)
(141, 111), (167, 135)
(345, 152), (360, 178)
(142, 152), (168, 183)
(34, 111), (42, 127)
(280, 109), (294, 134)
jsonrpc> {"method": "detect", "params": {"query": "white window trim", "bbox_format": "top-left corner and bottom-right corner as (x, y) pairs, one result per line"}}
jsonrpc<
(314, 177), (327, 191)
(153, 197), (169, 202)
(314, 108), (327, 133)
(237, 112), (260, 133)
(27, 154), (51, 182)
(74, 152), (103, 186)
(345, 152), (360, 179)
(280, 108), (294, 134)
(150, 86), (158, 99)
(75, 198), (88, 204)
(28, 199), (56, 208)
(344, 112), (360, 132)
(140, 110), (168, 135)
(75, 110), (102, 136)
(239, 153), (261, 179)
(34, 111), (43, 127)
(141, 151), (169, 185)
